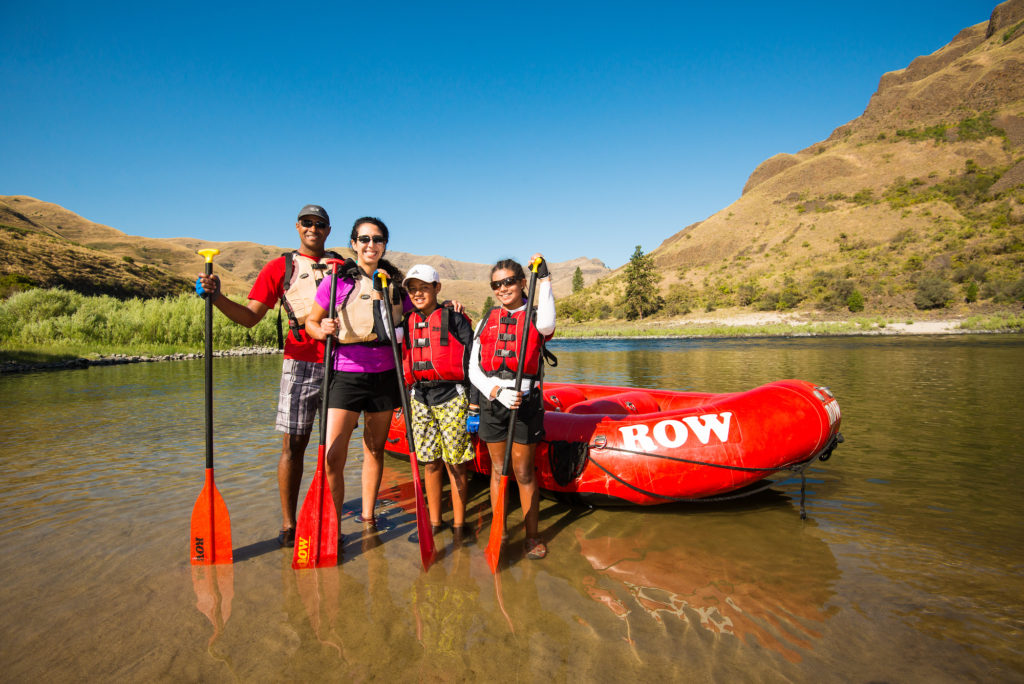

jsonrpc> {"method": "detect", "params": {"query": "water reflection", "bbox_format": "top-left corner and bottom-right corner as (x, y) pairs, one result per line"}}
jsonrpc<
(571, 512), (838, 663)
(2, 337), (1023, 679)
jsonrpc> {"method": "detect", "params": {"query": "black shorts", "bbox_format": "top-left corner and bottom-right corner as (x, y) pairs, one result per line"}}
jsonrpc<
(478, 388), (545, 445)
(327, 369), (402, 413)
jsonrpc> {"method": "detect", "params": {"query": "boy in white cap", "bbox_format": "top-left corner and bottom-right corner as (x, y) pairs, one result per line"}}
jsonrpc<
(400, 264), (477, 541)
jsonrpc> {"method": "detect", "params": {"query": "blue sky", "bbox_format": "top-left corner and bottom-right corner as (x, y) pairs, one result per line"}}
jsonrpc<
(0, 1), (998, 268)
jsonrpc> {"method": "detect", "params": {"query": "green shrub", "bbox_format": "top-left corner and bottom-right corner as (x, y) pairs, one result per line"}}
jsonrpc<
(847, 290), (865, 312)
(965, 281), (979, 303)
(957, 112), (1004, 141)
(914, 275), (953, 309)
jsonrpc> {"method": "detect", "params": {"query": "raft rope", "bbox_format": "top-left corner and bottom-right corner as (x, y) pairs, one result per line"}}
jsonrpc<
(585, 433), (842, 519)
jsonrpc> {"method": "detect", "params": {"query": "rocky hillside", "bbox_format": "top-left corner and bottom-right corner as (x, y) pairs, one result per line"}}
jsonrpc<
(636, 0), (1024, 316)
(0, 195), (608, 310)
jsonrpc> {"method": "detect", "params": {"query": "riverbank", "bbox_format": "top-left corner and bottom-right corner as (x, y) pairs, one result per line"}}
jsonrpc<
(0, 346), (280, 374)
(3, 311), (1021, 374)
(557, 309), (1024, 338)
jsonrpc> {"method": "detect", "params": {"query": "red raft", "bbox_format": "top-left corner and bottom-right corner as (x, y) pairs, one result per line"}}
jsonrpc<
(386, 379), (842, 506)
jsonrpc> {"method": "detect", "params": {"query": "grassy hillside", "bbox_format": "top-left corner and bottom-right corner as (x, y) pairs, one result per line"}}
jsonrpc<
(0, 195), (609, 312)
(567, 1), (1024, 320)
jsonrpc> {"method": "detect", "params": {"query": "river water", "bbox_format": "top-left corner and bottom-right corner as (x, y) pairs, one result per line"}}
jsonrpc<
(0, 335), (1022, 682)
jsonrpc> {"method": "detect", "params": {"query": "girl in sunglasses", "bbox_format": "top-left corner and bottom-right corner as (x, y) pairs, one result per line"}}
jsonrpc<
(305, 217), (408, 529)
(468, 254), (555, 560)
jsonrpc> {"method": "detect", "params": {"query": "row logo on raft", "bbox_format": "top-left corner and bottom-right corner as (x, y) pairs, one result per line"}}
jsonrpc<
(617, 412), (733, 452)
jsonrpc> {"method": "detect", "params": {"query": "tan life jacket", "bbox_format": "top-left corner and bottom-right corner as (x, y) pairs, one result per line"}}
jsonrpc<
(336, 270), (404, 344)
(279, 250), (341, 345)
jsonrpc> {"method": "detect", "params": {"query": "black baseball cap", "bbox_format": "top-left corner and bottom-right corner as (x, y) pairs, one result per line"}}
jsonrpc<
(297, 204), (329, 223)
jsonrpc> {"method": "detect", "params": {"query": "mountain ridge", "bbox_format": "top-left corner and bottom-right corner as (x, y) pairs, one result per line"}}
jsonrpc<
(0, 195), (609, 310)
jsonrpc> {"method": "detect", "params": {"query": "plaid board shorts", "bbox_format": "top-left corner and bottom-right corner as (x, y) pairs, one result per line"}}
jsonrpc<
(275, 359), (324, 435)
(411, 392), (475, 465)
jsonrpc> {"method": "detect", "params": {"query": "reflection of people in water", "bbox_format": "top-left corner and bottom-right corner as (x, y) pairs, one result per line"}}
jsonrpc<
(409, 543), (480, 676)
(573, 516), (839, 663)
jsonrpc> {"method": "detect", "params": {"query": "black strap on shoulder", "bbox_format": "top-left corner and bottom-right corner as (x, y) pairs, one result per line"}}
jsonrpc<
(439, 307), (450, 347)
(276, 251), (295, 350)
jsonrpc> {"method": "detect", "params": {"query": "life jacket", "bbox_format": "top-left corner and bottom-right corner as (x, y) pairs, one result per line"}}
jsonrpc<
(336, 269), (404, 344)
(402, 307), (469, 387)
(278, 250), (342, 347)
(476, 306), (547, 380)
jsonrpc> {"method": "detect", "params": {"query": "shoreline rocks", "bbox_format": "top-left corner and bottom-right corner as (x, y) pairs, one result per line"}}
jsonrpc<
(1, 346), (281, 375)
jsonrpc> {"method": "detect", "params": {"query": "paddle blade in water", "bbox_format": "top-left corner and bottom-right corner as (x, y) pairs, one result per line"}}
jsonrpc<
(293, 446), (339, 569)
(409, 454), (436, 571)
(190, 468), (233, 565)
(484, 475), (508, 574)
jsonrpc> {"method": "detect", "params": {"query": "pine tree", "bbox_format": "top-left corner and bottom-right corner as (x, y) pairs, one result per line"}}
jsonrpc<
(572, 266), (584, 293)
(480, 296), (495, 320)
(621, 245), (661, 320)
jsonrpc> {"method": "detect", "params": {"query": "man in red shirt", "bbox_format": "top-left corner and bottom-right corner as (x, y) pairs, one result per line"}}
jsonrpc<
(197, 204), (339, 547)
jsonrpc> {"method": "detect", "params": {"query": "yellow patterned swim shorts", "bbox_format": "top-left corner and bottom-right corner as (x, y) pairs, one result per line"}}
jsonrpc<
(411, 392), (475, 465)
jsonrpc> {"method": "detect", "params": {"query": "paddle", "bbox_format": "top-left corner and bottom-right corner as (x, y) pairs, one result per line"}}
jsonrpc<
(191, 248), (233, 565)
(375, 269), (436, 571)
(292, 258), (344, 569)
(484, 257), (541, 574)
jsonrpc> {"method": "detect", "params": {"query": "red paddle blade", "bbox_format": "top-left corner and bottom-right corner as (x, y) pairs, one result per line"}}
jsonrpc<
(191, 468), (233, 565)
(409, 454), (436, 570)
(293, 446), (339, 569)
(484, 475), (508, 573)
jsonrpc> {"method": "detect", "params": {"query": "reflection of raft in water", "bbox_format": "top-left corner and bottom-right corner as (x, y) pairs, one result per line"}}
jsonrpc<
(387, 379), (842, 506)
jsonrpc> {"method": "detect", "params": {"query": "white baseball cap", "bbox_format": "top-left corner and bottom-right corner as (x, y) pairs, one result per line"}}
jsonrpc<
(403, 264), (440, 288)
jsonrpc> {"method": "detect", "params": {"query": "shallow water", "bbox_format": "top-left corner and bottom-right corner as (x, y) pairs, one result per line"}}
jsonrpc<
(1, 336), (1022, 681)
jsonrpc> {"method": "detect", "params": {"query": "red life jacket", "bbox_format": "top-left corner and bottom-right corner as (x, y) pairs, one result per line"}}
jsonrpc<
(477, 306), (546, 380)
(402, 307), (468, 386)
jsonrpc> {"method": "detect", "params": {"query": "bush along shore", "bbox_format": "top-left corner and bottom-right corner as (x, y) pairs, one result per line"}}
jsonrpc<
(1, 346), (280, 374)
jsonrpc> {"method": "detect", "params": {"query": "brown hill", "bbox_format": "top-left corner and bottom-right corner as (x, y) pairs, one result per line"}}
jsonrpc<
(640, 0), (1024, 315)
(0, 195), (609, 311)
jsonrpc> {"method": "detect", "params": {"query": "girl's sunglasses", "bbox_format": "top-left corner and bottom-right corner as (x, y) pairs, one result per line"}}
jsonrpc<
(355, 235), (386, 244)
(299, 219), (327, 229)
(490, 276), (520, 291)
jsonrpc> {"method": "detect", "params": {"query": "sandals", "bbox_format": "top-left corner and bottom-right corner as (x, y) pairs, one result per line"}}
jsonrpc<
(277, 527), (296, 548)
(525, 537), (547, 560)
(354, 514), (376, 526)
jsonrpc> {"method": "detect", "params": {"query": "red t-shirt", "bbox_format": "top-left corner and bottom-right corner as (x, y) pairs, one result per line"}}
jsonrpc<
(249, 254), (325, 363)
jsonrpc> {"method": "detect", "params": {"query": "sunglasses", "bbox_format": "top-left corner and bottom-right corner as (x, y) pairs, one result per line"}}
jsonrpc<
(355, 235), (386, 244)
(490, 275), (521, 291)
(299, 219), (328, 229)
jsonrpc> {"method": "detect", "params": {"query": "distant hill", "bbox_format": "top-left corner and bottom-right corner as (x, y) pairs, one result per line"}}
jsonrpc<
(596, 0), (1024, 316)
(0, 195), (609, 311)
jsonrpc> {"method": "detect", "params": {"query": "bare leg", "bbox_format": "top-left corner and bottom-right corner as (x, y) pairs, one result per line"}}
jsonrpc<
(360, 410), (393, 520)
(485, 441), (508, 526)
(510, 442), (540, 538)
(279, 431), (311, 530)
(325, 408), (360, 521)
(424, 460), (444, 526)
(447, 462), (469, 528)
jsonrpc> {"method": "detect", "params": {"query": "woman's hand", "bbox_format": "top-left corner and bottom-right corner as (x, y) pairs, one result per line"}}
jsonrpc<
(320, 317), (340, 339)
(529, 253), (549, 279)
(442, 299), (465, 313)
(493, 387), (522, 409)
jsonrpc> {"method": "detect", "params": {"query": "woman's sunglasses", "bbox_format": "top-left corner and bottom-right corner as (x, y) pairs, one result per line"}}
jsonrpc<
(490, 275), (520, 291)
(355, 235), (386, 244)
(299, 219), (327, 229)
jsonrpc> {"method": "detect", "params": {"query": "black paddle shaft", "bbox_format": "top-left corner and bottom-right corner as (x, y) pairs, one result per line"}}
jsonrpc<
(378, 274), (418, 456)
(318, 264), (341, 447)
(203, 260), (215, 470)
(500, 263), (541, 477)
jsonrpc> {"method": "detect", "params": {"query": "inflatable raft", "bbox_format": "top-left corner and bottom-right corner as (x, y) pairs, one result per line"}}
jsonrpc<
(386, 379), (842, 506)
